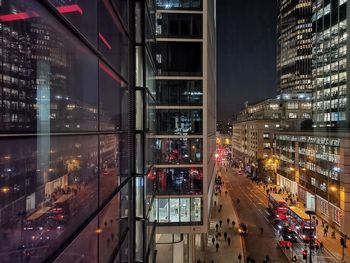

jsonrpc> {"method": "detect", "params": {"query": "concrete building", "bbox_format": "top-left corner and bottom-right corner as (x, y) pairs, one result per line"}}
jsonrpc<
(232, 96), (312, 178)
(149, 0), (217, 262)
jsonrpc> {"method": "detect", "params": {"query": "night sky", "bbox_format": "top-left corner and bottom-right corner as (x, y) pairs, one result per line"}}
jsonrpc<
(217, 0), (277, 122)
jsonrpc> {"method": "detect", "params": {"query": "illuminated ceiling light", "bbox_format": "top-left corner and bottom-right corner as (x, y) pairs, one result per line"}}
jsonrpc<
(56, 4), (83, 15)
(98, 33), (112, 49)
(0, 11), (39, 22)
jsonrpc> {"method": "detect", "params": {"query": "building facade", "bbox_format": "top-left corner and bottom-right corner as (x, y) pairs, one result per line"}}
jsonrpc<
(312, 0), (348, 127)
(277, 0), (313, 94)
(232, 97), (312, 177)
(275, 132), (350, 235)
(149, 0), (216, 262)
(0, 1), (156, 262)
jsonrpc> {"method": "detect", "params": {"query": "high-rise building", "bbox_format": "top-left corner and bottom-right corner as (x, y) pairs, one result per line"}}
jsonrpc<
(276, 0), (313, 94)
(312, 0), (348, 127)
(149, 0), (216, 262)
(0, 0), (156, 262)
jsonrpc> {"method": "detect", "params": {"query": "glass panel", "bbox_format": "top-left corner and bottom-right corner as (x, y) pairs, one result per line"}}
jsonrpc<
(99, 65), (128, 131)
(156, 0), (202, 9)
(148, 168), (203, 195)
(98, 1), (129, 78)
(55, 217), (98, 263)
(98, 193), (128, 262)
(156, 42), (202, 76)
(51, 0), (97, 45)
(151, 138), (202, 164)
(190, 197), (201, 222)
(169, 198), (180, 222)
(156, 13), (202, 38)
(0, 0), (98, 133)
(0, 135), (98, 262)
(156, 110), (202, 134)
(99, 135), (122, 203)
(180, 198), (190, 222)
(158, 199), (169, 223)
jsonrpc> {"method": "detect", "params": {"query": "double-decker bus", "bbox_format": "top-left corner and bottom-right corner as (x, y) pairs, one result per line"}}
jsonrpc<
(288, 206), (316, 242)
(268, 193), (288, 220)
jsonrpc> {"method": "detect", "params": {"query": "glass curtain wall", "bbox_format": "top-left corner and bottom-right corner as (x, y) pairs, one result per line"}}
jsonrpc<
(0, 0), (135, 262)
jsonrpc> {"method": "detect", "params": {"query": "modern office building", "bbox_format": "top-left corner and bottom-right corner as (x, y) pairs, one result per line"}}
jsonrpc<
(149, 0), (216, 262)
(275, 131), (350, 235)
(276, 0), (313, 94)
(0, 0), (156, 262)
(312, 0), (348, 127)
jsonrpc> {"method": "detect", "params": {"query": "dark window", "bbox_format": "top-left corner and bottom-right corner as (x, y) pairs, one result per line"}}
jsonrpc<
(157, 13), (202, 38)
(156, 42), (202, 76)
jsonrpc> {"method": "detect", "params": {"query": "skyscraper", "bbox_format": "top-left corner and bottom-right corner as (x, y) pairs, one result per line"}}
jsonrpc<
(276, 0), (313, 95)
(149, 0), (216, 262)
(312, 0), (348, 127)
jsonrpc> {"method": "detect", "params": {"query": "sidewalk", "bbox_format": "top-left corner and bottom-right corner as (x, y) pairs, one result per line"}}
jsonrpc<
(197, 166), (244, 263)
(256, 182), (349, 262)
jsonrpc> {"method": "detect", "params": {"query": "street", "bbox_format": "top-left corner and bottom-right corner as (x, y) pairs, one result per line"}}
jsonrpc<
(220, 165), (338, 262)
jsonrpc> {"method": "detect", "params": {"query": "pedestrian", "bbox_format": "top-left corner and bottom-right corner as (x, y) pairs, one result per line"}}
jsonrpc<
(326, 225), (329, 231)
(224, 231), (227, 241)
(332, 230), (336, 239)
(238, 253), (242, 262)
(232, 220), (235, 228)
(227, 218), (230, 225)
(219, 204), (222, 210)
(265, 255), (269, 262)
(227, 236), (231, 246)
(211, 237), (215, 245)
(320, 241), (324, 251)
(219, 220), (223, 227)
(215, 223), (219, 232)
(218, 208), (221, 213)
(225, 190), (228, 196)
(215, 243), (219, 252)
(323, 228), (327, 237)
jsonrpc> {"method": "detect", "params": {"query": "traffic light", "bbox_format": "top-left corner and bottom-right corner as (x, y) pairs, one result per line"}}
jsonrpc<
(302, 250), (307, 260)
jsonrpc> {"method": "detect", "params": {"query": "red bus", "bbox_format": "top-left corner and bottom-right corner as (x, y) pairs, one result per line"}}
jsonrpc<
(288, 206), (316, 242)
(268, 193), (288, 220)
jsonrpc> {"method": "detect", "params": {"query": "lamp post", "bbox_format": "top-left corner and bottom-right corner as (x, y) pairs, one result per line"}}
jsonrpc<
(305, 210), (316, 263)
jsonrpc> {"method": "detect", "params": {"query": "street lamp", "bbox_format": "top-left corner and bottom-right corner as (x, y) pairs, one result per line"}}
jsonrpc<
(305, 210), (316, 263)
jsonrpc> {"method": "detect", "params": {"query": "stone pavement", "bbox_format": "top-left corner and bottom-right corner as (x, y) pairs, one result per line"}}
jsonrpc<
(197, 166), (244, 263)
(257, 182), (349, 262)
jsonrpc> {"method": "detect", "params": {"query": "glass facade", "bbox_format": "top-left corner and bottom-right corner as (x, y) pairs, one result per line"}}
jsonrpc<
(0, 0), (155, 262)
(312, 0), (348, 126)
(277, 0), (313, 93)
(152, 0), (209, 234)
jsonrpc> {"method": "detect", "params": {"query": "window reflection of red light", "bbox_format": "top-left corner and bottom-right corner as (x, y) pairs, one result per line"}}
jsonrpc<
(0, 4), (82, 22)
(56, 5), (83, 15)
(98, 33), (112, 49)
(99, 62), (122, 84)
(0, 11), (39, 22)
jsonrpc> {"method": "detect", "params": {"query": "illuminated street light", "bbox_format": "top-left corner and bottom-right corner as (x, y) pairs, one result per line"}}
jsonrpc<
(330, 186), (337, 192)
